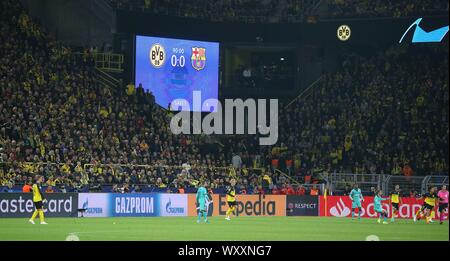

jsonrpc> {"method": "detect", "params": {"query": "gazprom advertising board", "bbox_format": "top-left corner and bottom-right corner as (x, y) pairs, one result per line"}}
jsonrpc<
(111, 193), (158, 217)
(78, 193), (188, 217)
(78, 193), (111, 217)
(158, 194), (188, 217)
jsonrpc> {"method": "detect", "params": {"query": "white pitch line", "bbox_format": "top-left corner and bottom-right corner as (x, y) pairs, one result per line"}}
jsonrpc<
(70, 230), (125, 235)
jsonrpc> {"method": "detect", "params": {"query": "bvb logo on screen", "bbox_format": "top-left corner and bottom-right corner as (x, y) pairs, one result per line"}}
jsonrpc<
(337, 24), (351, 41)
(149, 43), (165, 68)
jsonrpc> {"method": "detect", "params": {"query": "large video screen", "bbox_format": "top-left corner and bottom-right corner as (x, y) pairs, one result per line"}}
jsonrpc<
(135, 35), (219, 111)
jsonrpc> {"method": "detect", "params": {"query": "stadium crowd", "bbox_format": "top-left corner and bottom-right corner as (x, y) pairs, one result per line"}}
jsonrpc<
(0, 0), (448, 194)
(108, 0), (449, 22)
(110, 0), (318, 23)
(328, 0), (449, 18)
(273, 45), (449, 181)
(0, 0), (290, 194)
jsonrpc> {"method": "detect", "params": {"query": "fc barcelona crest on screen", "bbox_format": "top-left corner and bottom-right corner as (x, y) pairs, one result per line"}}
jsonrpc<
(191, 47), (206, 70)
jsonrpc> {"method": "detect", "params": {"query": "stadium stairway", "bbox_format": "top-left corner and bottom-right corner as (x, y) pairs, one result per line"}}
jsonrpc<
(93, 53), (124, 89)
(285, 75), (324, 108)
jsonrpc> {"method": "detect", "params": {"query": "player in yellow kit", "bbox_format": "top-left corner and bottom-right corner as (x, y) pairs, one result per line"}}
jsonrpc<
(390, 185), (402, 222)
(414, 187), (438, 224)
(426, 187), (439, 223)
(29, 175), (48, 225)
(225, 178), (237, 221)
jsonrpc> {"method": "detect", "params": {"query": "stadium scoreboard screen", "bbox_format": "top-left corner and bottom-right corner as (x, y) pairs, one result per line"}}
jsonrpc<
(135, 35), (219, 111)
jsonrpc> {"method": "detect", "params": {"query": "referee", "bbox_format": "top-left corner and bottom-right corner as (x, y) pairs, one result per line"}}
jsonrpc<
(29, 175), (48, 225)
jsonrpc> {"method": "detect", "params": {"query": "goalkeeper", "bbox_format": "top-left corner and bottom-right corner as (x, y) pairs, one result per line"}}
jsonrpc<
(196, 182), (209, 223)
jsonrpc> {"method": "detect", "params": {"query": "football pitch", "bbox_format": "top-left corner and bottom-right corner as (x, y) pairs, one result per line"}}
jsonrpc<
(0, 217), (448, 241)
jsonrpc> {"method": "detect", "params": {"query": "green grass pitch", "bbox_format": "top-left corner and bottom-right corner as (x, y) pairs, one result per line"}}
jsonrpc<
(0, 217), (448, 241)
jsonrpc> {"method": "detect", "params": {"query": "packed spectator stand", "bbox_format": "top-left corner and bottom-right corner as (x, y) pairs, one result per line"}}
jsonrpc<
(0, 0), (448, 195)
(108, 0), (449, 22)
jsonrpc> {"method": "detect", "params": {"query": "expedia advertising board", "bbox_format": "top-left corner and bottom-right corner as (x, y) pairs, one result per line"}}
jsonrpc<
(187, 194), (215, 217)
(0, 193), (78, 217)
(188, 194), (286, 217)
(286, 195), (319, 216)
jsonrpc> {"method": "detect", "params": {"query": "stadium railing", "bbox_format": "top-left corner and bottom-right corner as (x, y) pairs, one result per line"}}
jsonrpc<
(0, 160), (263, 187)
(274, 169), (326, 195)
(94, 67), (122, 89)
(328, 173), (386, 195)
(285, 75), (324, 108)
(2, 160), (445, 196)
(93, 53), (124, 73)
(384, 175), (426, 196)
(422, 175), (449, 193)
(328, 174), (449, 196)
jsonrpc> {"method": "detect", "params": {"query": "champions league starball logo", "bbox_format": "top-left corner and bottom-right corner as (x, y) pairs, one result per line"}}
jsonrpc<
(399, 18), (449, 43)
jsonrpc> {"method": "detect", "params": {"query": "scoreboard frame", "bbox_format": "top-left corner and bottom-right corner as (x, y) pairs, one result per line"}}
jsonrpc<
(133, 34), (221, 111)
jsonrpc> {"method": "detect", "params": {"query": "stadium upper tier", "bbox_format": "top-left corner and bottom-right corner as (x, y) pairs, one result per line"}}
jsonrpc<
(108, 0), (449, 23)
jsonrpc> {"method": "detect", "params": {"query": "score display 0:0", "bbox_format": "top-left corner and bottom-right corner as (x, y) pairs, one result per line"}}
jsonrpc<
(171, 54), (186, 67)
